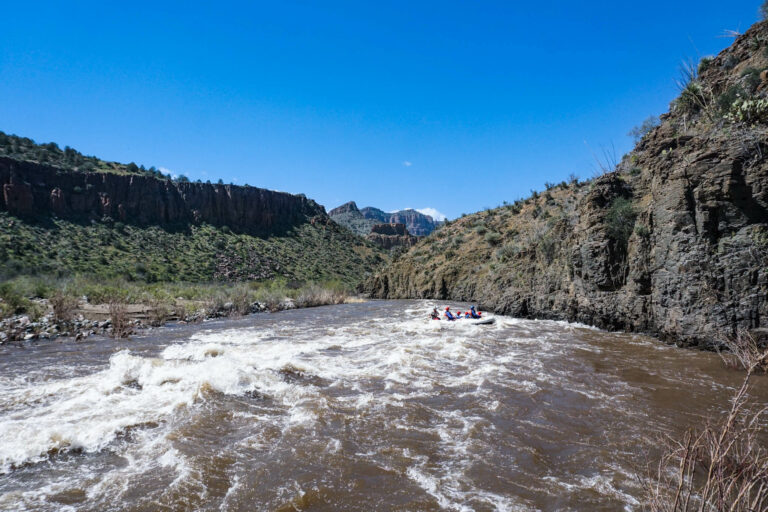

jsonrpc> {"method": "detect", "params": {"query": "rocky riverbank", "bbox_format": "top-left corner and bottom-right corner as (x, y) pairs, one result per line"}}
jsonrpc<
(0, 279), (358, 344)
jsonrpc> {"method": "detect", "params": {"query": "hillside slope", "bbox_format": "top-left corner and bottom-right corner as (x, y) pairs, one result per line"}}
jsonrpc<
(365, 21), (768, 347)
(0, 156), (386, 286)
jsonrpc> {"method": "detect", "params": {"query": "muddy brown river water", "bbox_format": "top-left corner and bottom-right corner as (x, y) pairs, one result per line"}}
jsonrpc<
(0, 300), (763, 511)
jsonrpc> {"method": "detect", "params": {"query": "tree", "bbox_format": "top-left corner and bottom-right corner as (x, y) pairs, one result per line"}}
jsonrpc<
(628, 116), (660, 143)
(177, 175), (190, 183)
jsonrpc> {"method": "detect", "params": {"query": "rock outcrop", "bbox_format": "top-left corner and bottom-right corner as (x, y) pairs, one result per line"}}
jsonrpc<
(359, 207), (440, 236)
(366, 223), (419, 250)
(0, 157), (324, 235)
(328, 201), (360, 216)
(329, 201), (441, 236)
(364, 21), (768, 348)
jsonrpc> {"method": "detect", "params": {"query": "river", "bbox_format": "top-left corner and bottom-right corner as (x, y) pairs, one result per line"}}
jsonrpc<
(0, 300), (759, 511)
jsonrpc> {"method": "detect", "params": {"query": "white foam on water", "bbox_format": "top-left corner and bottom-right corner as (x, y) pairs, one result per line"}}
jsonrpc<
(0, 299), (665, 510)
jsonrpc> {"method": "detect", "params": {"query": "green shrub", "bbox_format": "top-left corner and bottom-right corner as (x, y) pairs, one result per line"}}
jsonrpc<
(484, 232), (502, 246)
(495, 243), (518, 262)
(726, 98), (768, 124)
(698, 56), (714, 74)
(605, 197), (637, 246)
(634, 224), (651, 239)
(628, 116), (660, 143)
(537, 234), (557, 264)
(741, 67), (763, 93)
(721, 54), (738, 71)
(674, 81), (706, 115)
(716, 85), (744, 115)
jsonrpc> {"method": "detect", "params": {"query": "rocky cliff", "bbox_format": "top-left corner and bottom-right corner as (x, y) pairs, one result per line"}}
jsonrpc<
(329, 201), (441, 237)
(0, 156), (386, 285)
(359, 207), (440, 236)
(365, 21), (768, 348)
(0, 157), (322, 235)
(366, 223), (419, 250)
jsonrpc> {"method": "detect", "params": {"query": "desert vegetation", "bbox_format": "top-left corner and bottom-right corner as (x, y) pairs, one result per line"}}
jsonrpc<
(642, 331), (768, 511)
(0, 131), (170, 179)
(0, 212), (384, 287)
(0, 274), (357, 341)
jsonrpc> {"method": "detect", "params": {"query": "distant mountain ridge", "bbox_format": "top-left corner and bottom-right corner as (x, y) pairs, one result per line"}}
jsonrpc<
(329, 201), (442, 236)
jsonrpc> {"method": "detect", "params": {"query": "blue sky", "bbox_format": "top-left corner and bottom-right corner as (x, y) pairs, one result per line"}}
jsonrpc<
(0, 1), (762, 220)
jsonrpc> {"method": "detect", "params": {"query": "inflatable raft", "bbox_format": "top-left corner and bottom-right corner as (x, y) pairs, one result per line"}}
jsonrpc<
(464, 316), (495, 325)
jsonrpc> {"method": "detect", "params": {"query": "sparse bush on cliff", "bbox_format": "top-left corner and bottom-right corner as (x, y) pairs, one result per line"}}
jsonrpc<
(716, 85), (744, 115)
(698, 56), (714, 74)
(495, 242), (519, 262)
(740, 67), (763, 93)
(672, 60), (713, 118)
(674, 81), (707, 115)
(484, 231), (502, 246)
(605, 197), (637, 246)
(628, 116), (660, 143)
(726, 98), (768, 124)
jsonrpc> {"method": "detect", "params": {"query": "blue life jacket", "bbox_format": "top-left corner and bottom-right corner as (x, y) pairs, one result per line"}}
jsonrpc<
(444, 311), (456, 320)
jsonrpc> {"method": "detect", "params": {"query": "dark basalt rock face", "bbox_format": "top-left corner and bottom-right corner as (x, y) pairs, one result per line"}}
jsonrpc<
(366, 223), (419, 250)
(364, 21), (768, 348)
(0, 157), (326, 235)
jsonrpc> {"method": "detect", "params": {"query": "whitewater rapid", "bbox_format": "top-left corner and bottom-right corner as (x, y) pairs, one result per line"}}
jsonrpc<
(0, 300), (750, 511)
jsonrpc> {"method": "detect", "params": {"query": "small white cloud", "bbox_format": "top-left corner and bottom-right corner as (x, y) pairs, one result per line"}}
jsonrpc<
(402, 161), (412, 167)
(158, 166), (173, 177)
(416, 207), (447, 221)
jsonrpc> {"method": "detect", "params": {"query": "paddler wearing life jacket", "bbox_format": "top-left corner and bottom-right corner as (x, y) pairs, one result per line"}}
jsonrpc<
(443, 307), (458, 321)
(430, 308), (440, 320)
(469, 305), (482, 319)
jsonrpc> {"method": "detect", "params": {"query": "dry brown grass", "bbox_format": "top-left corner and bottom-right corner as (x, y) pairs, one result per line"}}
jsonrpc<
(641, 331), (768, 511)
(49, 291), (79, 324)
(718, 331), (768, 374)
(147, 300), (171, 327)
(109, 301), (132, 339)
(294, 285), (347, 308)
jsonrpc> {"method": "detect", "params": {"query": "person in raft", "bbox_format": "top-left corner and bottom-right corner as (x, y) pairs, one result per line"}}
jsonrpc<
(469, 305), (482, 319)
(430, 308), (440, 320)
(443, 307), (459, 320)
